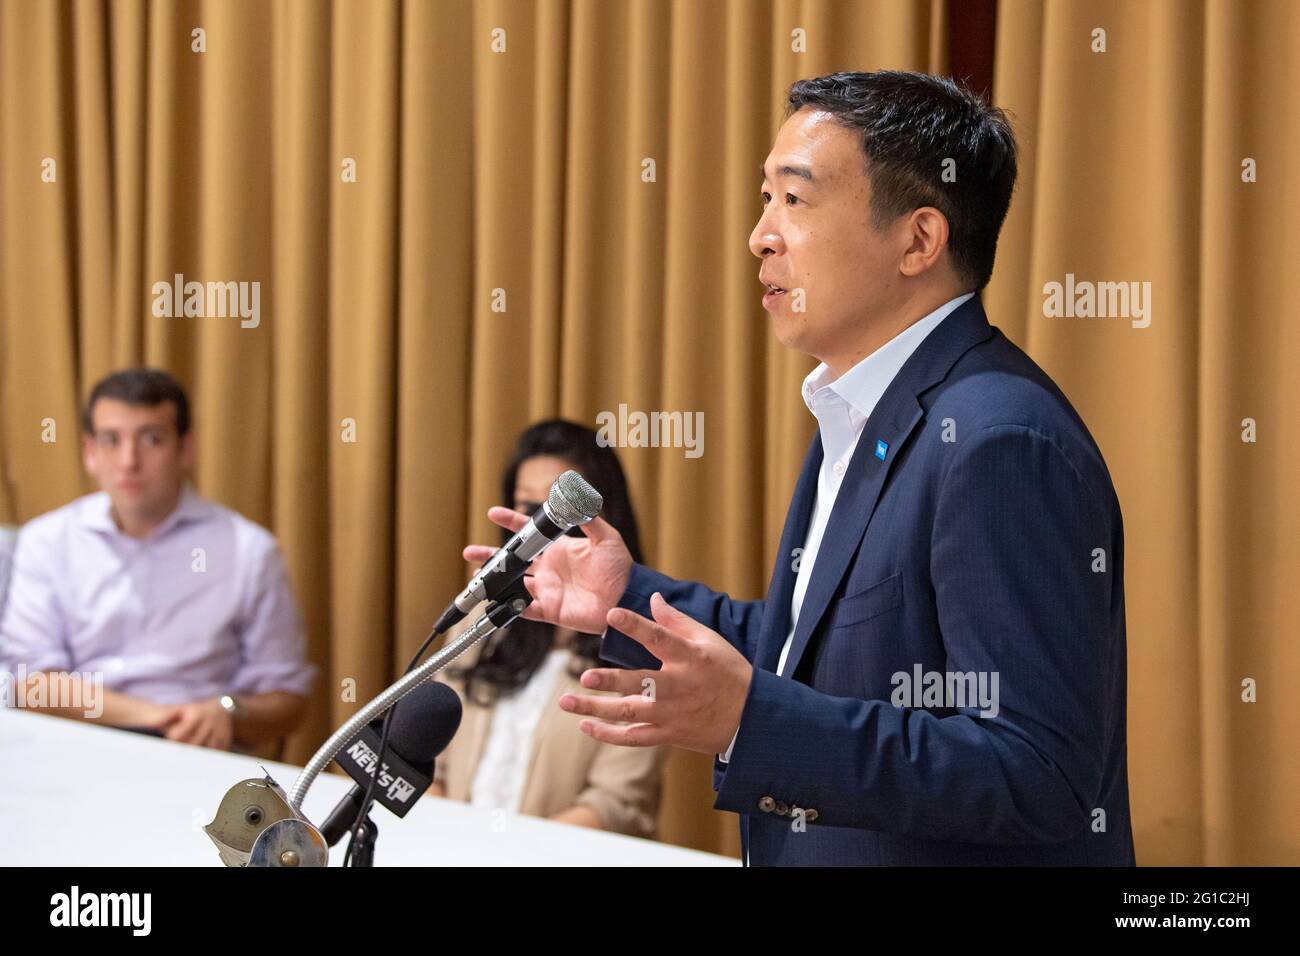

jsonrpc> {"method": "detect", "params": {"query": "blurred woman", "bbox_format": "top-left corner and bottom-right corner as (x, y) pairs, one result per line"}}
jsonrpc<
(430, 420), (664, 838)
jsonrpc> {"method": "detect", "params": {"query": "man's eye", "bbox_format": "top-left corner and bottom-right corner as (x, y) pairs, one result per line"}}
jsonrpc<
(760, 191), (771, 206)
(786, 193), (800, 206)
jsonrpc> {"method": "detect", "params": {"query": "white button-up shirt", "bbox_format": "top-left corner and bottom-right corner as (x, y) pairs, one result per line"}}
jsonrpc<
(0, 485), (316, 705)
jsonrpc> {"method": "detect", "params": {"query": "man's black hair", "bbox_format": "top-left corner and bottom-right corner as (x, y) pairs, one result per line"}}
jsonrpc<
(82, 368), (191, 436)
(787, 70), (1018, 289)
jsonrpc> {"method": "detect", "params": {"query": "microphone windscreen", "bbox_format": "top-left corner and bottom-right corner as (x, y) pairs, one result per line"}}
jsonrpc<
(550, 469), (604, 524)
(387, 681), (463, 767)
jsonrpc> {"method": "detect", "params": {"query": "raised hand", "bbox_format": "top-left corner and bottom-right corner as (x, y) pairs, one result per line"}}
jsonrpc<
(558, 592), (754, 754)
(462, 506), (634, 635)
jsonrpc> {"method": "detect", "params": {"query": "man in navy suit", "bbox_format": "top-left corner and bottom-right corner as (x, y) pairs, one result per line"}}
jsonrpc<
(464, 71), (1134, 865)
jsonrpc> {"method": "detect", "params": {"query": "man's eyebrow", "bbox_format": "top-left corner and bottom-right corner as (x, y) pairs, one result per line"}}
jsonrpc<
(760, 162), (816, 184)
(98, 424), (166, 436)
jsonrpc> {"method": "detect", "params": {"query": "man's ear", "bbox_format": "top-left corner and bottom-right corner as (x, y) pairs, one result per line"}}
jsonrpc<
(898, 206), (950, 278)
(179, 431), (196, 474)
(81, 433), (98, 480)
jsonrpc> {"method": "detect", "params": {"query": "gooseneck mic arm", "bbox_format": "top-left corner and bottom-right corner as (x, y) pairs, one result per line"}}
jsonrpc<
(288, 581), (532, 811)
(204, 470), (603, 866)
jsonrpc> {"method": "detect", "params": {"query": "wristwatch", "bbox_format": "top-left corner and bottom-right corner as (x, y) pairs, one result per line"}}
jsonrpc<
(218, 694), (242, 718)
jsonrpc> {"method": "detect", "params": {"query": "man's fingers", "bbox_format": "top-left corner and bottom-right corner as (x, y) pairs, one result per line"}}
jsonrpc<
(606, 597), (687, 660)
(559, 692), (653, 724)
(486, 506), (531, 534)
(577, 514), (619, 544)
(462, 544), (496, 563)
(464, 506), (532, 563)
(579, 667), (657, 696)
(166, 716), (198, 742)
(578, 719), (662, 748)
(648, 591), (696, 630)
(514, 575), (551, 621)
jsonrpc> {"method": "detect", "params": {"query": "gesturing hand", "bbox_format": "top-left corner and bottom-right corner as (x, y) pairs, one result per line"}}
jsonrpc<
(462, 506), (633, 635)
(558, 592), (754, 755)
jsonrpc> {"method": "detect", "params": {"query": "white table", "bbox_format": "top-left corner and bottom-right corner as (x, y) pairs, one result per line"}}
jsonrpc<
(0, 708), (735, 866)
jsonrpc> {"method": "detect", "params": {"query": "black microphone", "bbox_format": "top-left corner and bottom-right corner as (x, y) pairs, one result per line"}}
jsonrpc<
(319, 681), (462, 847)
(433, 470), (603, 633)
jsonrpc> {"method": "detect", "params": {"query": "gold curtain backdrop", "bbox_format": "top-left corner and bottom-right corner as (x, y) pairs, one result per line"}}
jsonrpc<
(1, 0), (1295, 863)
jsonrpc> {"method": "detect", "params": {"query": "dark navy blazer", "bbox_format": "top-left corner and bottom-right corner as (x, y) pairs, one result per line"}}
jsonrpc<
(602, 296), (1136, 866)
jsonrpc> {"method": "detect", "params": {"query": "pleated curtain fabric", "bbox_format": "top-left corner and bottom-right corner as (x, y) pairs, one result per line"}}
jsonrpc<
(1, 0), (1294, 863)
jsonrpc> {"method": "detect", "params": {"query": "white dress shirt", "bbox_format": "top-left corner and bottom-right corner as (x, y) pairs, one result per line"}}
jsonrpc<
(0, 486), (316, 705)
(721, 292), (975, 764)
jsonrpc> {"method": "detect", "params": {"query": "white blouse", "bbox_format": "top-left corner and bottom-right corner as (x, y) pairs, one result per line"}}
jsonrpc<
(468, 647), (573, 814)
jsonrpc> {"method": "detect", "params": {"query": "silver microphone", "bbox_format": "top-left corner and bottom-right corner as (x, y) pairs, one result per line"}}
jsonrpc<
(434, 470), (603, 632)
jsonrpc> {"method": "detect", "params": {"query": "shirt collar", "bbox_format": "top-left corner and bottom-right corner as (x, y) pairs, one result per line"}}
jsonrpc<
(801, 292), (976, 420)
(80, 484), (210, 539)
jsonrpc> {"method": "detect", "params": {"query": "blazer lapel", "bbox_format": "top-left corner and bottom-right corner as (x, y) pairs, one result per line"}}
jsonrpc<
(779, 297), (996, 679)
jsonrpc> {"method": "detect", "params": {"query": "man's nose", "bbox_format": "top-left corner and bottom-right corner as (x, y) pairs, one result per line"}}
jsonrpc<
(749, 215), (784, 259)
(119, 439), (140, 469)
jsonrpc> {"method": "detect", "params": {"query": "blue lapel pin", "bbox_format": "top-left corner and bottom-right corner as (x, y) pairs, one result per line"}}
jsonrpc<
(874, 439), (889, 461)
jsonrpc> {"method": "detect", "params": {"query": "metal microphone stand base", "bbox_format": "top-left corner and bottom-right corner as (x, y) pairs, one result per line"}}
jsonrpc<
(205, 773), (329, 867)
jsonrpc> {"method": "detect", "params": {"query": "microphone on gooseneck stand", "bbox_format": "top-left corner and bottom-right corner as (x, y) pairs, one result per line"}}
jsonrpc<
(433, 470), (604, 634)
(319, 681), (462, 851)
(200, 470), (605, 867)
